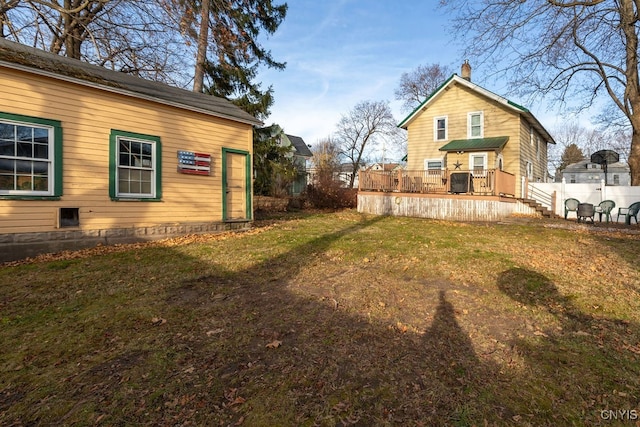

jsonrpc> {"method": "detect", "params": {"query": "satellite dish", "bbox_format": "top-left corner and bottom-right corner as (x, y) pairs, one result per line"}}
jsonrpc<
(590, 150), (619, 185)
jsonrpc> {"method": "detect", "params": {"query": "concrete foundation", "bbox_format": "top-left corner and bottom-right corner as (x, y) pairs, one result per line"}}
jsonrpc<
(0, 221), (251, 263)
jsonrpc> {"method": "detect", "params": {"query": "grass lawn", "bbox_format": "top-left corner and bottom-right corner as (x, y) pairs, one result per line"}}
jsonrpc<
(1, 210), (639, 426)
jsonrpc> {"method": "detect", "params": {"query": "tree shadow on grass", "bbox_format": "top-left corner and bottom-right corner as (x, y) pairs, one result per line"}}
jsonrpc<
(152, 215), (503, 425)
(1, 215), (505, 426)
(496, 268), (640, 425)
(8, 217), (640, 425)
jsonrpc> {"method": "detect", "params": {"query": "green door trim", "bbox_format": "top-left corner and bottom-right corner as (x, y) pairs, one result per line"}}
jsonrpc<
(221, 147), (252, 221)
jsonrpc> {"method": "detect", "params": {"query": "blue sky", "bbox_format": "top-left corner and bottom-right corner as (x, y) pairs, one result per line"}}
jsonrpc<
(259, 1), (460, 160)
(258, 0), (589, 162)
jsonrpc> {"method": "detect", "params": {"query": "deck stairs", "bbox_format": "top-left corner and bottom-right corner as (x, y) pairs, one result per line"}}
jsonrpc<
(520, 183), (556, 218)
(519, 198), (554, 218)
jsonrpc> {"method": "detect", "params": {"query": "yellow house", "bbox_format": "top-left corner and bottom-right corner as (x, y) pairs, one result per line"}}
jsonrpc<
(397, 62), (555, 198)
(0, 39), (262, 262)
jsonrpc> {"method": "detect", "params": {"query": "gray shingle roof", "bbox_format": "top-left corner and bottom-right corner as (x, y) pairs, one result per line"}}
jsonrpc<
(0, 38), (262, 126)
(286, 134), (312, 157)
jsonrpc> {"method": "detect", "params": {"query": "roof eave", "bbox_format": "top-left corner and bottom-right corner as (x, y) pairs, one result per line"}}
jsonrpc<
(398, 74), (457, 129)
(0, 60), (263, 127)
(398, 74), (556, 145)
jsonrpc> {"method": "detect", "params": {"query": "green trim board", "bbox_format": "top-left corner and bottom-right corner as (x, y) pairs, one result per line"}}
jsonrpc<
(397, 74), (455, 129)
(439, 136), (509, 152)
(0, 111), (63, 199)
(221, 147), (252, 221)
(109, 129), (162, 201)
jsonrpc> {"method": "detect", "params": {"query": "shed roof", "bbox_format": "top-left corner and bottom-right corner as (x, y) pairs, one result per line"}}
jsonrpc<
(439, 136), (509, 152)
(0, 38), (262, 126)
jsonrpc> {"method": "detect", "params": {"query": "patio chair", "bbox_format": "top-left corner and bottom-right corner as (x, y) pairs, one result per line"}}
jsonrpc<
(616, 201), (640, 225)
(595, 200), (616, 223)
(564, 198), (580, 219)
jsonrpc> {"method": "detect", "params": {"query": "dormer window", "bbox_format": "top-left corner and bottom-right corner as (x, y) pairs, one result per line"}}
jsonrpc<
(468, 112), (483, 138)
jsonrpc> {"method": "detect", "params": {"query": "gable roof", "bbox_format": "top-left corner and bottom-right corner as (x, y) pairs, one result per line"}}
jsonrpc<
(398, 74), (555, 144)
(286, 134), (313, 157)
(367, 162), (401, 172)
(0, 38), (262, 127)
(439, 136), (509, 152)
(564, 159), (629, 172)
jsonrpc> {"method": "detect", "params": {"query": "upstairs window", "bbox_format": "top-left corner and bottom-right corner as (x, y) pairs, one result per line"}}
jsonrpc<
(468, 112), (483, 138)
(0, 113), (62, 198)
(434, 116), (447, 141)
(110, 130), (162, 200)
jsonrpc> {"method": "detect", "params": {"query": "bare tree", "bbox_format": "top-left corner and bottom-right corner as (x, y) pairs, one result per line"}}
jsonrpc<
(335, 100), (402, 189)
(395, 63), (452, 113)
(310, 137), (342, 187)
(1, 1), (189, 84)
(441, 0), (640, 185)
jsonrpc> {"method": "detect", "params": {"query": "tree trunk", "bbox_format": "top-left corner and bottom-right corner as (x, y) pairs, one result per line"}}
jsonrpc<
(629, 118), (640, 185)
(193, 0), (210, 93)
(620, 0), (640, 185)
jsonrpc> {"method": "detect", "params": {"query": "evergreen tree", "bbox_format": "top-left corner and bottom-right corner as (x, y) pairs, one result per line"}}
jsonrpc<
(253, 125), (297, 196)
(558, 143), (585, 174)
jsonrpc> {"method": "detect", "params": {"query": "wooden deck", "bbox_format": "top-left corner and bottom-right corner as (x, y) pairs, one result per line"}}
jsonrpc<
(357, 191), (539, 222)
(359, 169), (516, 197)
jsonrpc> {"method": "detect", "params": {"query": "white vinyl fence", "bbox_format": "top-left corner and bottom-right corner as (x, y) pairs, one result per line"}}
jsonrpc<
(529, 178), (640, 222)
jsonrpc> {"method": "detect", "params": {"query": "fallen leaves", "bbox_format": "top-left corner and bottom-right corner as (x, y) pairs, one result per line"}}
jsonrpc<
(265, 340), (282, 349)
(151, 317), (167, 326)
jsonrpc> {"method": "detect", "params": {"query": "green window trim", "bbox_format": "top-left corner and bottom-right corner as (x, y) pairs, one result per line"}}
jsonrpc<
(222, 147), (252, 221)
(109, 129), (162, 201)
(0, 111), (62, 199)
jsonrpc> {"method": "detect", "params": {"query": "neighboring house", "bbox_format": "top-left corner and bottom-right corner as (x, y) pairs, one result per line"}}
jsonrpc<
(562, 159), (631, 186)
(367, 162), (403, 173)
(308, 163), (363, 188)
(0, 39), (261, 262)
(284, 134), (312, 195)
(253, 124), (312, 196)
(397, 62), (555, 198)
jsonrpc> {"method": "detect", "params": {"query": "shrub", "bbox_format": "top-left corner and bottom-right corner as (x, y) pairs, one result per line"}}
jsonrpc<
(302, 182), (356, 209)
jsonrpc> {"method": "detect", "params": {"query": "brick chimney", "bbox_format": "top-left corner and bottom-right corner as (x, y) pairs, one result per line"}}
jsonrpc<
(461, 60), (471, 81)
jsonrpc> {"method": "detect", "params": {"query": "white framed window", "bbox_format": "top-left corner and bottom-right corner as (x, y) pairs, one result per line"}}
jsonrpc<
(0, 114), (62, 197)
(530, 127), (534, 145)
(110, 130), (162, 200)
(434, 116), (447, 141)
(424, 158), (443, 174)
(467, 111), (483, 138)
(526, 161), (533, 179)
(469, 153), (487, 175)
(496, 153), (504, 171)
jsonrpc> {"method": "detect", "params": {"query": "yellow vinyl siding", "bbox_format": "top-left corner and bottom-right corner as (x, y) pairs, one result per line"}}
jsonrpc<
(406, 81), (533, 197)
(0, 66), (253, 234)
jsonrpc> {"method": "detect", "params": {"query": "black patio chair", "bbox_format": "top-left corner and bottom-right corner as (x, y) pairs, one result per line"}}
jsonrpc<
(616, 201), (640, 225)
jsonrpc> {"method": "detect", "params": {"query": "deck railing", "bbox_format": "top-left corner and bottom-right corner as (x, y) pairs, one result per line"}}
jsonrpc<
(359, 169), (516, 197)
